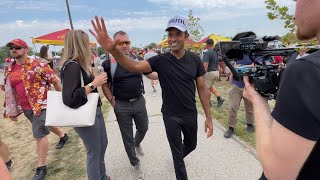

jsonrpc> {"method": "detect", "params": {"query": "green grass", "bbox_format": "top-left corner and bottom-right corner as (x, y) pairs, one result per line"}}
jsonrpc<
(196, 77), (275, 147)
(46, 129), (87, 180)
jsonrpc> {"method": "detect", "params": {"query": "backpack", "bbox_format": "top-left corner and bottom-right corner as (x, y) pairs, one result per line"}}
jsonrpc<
(109, 53), (145, 95)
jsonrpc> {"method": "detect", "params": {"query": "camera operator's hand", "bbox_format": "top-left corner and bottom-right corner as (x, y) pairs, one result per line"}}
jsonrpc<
(243, 76), (267, 105)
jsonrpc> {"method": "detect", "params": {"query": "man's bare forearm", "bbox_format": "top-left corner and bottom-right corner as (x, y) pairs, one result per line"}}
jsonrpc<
(109, 48), (140, 72)
(102, 84), (113, 103)
(252, 99), (274, 165)
(198, 86), (212, 119)
(145, 72), (158, 80)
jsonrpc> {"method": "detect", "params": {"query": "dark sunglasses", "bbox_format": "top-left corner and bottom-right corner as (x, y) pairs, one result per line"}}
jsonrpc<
(9, 46), (23, 50)
(117, 41), (131, 46)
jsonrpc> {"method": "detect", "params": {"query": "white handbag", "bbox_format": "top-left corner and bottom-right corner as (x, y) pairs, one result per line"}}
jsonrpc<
(45, 61), (99, 127)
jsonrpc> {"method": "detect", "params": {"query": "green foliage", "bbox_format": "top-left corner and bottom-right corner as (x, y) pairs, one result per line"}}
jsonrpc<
(162, 34), (167, 41)
(97, 46), (106, 56)
(265, 0), (295, 32)
(0, 46), (10, 65)
(265, 0), (318, 45)
(188, 10), (204, 42)
(144, 42), (157, 49)
(281, 32), (298, 45)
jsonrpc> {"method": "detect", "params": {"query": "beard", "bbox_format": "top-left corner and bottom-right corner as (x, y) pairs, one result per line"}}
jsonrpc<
(11, 52), (24, 59)
(296, 27), (316, 41)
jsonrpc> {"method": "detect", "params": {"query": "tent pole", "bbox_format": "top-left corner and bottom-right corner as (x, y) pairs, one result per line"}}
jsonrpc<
(33, 43), (37, 56)
(66, 0), (74, 30)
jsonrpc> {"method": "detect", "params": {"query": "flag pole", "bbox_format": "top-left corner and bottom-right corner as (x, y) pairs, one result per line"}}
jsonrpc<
(66, 0), (74, 30)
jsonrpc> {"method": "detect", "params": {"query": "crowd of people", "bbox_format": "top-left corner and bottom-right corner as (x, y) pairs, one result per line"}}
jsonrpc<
(0, 0), (319, 179)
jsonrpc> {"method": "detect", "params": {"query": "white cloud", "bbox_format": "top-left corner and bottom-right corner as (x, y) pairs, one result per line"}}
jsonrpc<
(16, 20), (24, 27)
(106, 17), (168, 31)
(148, 0), (294, 10)
(0, 0), (96, 12)
(0, 1), (13, 6)
(199, 11), (256, 22)
(13, 1), (64, 12)
(0, 17), (168, 47)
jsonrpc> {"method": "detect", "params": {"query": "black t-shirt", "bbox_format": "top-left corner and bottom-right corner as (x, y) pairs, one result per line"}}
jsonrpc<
(102, 57), (144, 100)
(202, 49), (219, 71)
(271, 50), (320, 179)
(147, 51), (206, 116)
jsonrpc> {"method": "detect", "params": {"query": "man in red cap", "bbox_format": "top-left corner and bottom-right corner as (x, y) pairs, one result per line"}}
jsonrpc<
(2, 39), (69, 180)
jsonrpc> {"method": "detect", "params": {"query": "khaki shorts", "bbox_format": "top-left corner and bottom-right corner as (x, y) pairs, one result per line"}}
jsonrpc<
(205, 71), (220, 88)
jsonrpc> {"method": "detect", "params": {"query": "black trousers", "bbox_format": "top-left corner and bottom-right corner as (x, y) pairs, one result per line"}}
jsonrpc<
(163, 113), (198, 180)
(114, 96), (149, 166)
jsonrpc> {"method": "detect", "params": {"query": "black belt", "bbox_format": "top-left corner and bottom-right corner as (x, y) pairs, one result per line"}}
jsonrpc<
(116, 95), (142, 102)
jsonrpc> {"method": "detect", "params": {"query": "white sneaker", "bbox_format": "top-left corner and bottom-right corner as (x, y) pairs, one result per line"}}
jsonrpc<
(133, 165), (144, 179)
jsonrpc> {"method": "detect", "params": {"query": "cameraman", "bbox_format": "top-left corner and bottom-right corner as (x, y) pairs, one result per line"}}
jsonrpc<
(224, 31), (256, 138)
(243, 0), (320, 179)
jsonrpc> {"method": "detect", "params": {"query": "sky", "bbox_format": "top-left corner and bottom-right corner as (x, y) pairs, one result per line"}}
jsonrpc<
(0, 0), (295, 51)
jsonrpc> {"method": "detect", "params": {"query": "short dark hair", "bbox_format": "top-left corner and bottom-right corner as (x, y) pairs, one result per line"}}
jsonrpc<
(232, 31), (256, 41)
(206, 38), (214, 45)
(113, 31), (128, 39)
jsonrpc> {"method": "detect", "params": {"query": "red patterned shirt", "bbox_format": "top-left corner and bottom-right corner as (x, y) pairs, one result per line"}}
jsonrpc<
(2, 58), (59, 117)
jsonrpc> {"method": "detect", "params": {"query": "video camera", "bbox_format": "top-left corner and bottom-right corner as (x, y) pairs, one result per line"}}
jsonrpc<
(217, 36), (296, 99)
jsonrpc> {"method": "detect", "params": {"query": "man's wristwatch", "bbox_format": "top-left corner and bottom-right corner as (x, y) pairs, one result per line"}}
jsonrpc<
(88, 83), (96, 91)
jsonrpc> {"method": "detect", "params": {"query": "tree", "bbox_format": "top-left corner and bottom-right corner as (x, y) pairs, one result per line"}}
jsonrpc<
(188, 10), (204, 42)
(187, 10), (205, 54)
(144, 42), (157, 49)
(265, 0), (294, 32)
(0, 46), (10, 66)
(265, 0), (317, 45)
(97, 46), (106, 56)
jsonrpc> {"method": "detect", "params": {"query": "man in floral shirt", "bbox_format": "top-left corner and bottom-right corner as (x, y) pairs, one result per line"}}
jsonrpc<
(2, 39), (69, 180)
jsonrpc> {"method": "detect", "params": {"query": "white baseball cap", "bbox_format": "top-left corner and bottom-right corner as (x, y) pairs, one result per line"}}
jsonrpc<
(165, 15), (188, 32)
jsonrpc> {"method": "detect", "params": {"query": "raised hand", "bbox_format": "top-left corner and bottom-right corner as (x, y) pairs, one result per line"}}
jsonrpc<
(89, 16), (118, 52)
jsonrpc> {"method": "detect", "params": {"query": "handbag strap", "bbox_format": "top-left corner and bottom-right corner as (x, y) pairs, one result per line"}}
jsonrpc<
(62, 60), (85, 87)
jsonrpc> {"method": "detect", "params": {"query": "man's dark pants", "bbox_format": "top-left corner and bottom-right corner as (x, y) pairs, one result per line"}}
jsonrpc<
(114, 96), (149, 166)
(163, 113), (198, 180)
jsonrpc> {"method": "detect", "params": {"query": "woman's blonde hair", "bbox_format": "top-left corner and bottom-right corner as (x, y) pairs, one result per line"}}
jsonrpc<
(63, 30), (91, 73)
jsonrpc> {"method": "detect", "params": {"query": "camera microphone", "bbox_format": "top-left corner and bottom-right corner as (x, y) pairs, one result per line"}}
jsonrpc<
(262, 36), (279, 42)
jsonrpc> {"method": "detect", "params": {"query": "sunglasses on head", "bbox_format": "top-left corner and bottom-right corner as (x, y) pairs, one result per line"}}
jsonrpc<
(9, 46), (23, 50)
(117, 41), (131, 46)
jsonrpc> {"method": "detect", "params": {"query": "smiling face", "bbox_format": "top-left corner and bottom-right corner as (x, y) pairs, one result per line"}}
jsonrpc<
(294, 0), (320, 40)
(167, 28), (188, 53)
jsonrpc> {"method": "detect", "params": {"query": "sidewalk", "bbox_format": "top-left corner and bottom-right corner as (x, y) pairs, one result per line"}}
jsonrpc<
(104, 77), (262, 180)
